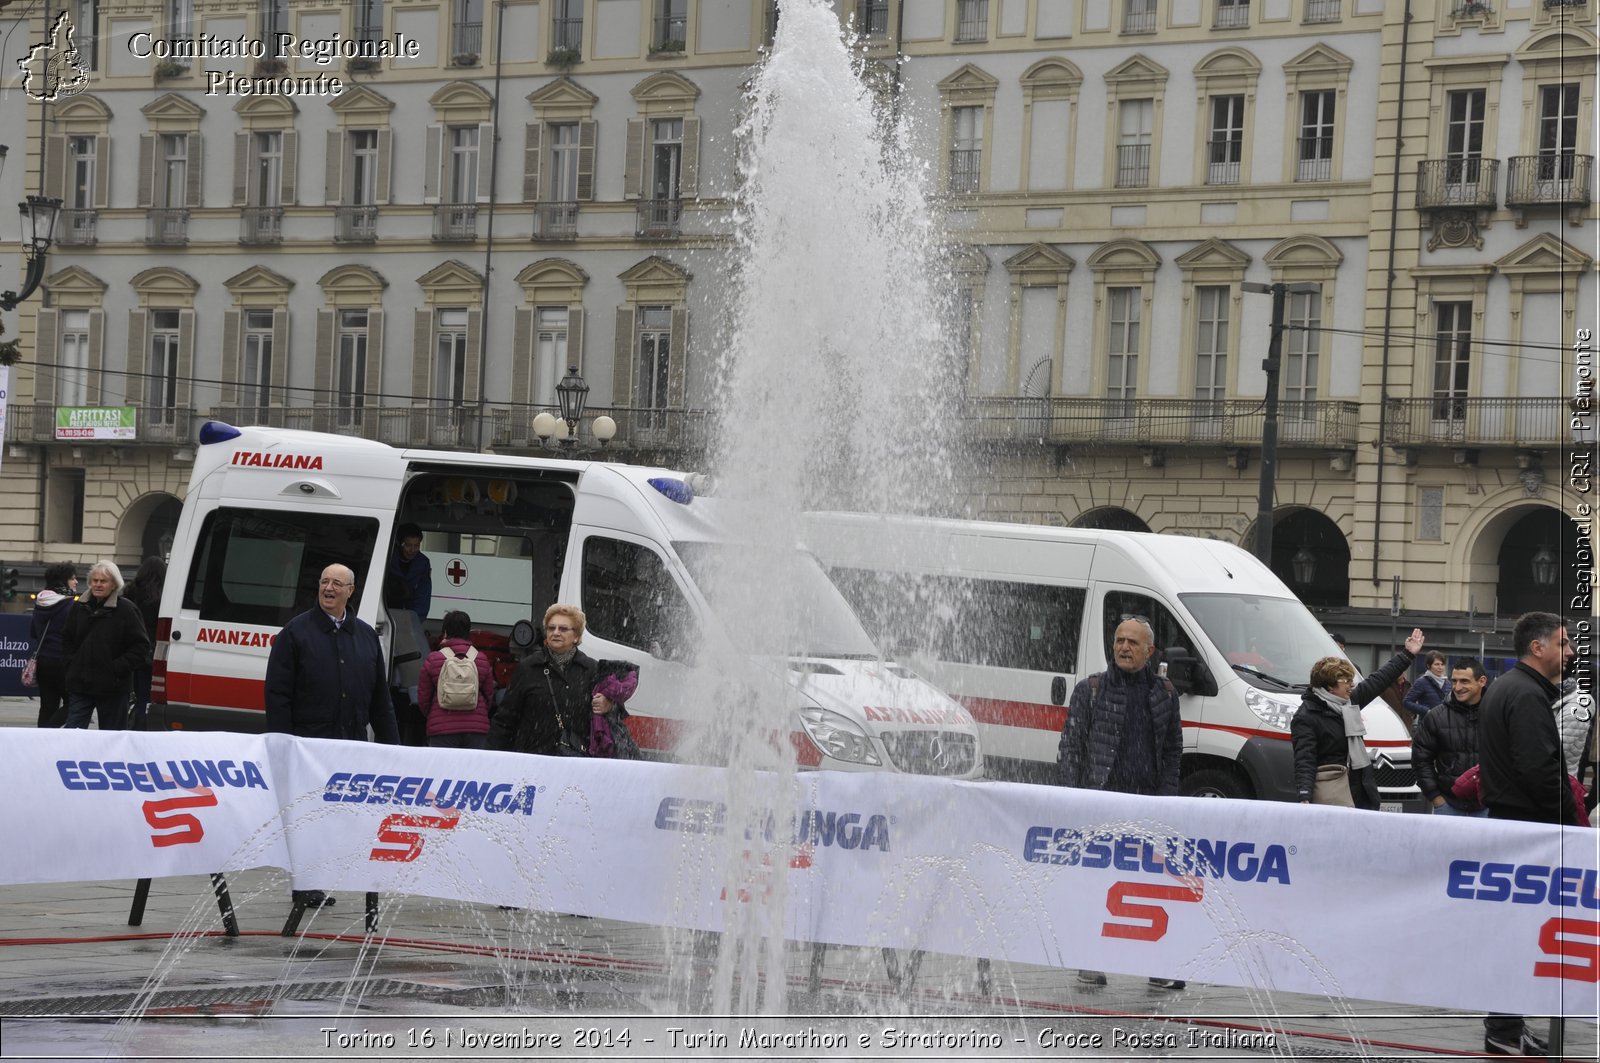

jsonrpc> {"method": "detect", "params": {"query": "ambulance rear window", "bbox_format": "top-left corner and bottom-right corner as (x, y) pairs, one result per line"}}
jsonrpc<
(181, 508), (379, 627)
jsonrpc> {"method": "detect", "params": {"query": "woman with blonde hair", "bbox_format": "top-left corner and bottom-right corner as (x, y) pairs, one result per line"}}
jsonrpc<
(489, 603), (599, 756)
(1292, 628), (1424, 808)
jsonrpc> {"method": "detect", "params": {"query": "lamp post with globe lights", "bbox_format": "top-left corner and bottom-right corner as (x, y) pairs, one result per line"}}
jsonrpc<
(530, 365), (616, 454)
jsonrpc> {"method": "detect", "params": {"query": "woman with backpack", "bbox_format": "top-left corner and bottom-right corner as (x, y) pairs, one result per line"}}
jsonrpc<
(417, 610), (494, 749)
(29, 562), (78, 728)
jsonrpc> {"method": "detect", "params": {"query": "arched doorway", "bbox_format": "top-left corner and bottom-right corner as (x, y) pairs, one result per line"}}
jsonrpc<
(1495, 506), (1582, 618)
(1072, 507), (1151, 532)
(1272, 508), (1351, 608)
(117, 493), (183, 565)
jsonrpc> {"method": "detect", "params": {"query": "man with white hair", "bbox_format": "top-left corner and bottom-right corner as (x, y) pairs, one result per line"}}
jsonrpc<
(62, 560), (150, 730)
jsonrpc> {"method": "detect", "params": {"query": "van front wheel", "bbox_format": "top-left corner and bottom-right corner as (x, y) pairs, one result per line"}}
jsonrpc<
(1181, 767), (1251, 800)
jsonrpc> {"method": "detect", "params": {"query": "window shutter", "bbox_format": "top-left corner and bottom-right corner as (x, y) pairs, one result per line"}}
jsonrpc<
(220, 309), (241, 405)
(280, 130), (298, 205)
(680, 116), (701, 197)
(523, 122), (542, 202)
(477, 122), (494, 201)
(623, 119), (644, 199)
(376, 129), (393, 205)
(233, 133), (250, 206)
(35, 310), (58, 406)
(668, 307), (688, 407)
(464, 308), (482, 401)
(613, 306), (634, 407)
(87, 310), (104, 406)
(412, 309), (432, 402)
(577, 119), (596, 201)
(511, 307), (533, 404)
(125, 310), (148, 406)
(137, 135), (155, 208)
(568, 307), (585, 375)
(366, 309), (385, 396)
(271, 308), (289, 403)
(94, 136), (111, 208)
(313, 308), (334, 432)
(423, 126), (441, 202)
(43, 136), (65, 200)
(186, 133), (204, 208)
(325, 129), (344, 205)
(176, 310), (196, 408)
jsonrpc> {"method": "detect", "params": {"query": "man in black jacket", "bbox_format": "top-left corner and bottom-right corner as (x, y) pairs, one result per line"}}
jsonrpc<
(62, 561), (150, 730)
(1477, 611), (1573, 1056)
(1411, 657), (1489, 817)
(265, 562), (399, 911)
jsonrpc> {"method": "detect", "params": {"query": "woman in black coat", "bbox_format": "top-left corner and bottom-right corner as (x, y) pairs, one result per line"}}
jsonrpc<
(490, 603), (599, 756)
(61, 560), (151, 731)
(1291, 627), (1424, 809)
(28, 562), (78, 727)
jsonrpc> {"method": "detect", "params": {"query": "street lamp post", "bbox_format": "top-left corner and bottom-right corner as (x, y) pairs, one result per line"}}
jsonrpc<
(530, 365), (617, 454)
(1241, 280), (1320, 570)
(0, 192), (65, 313)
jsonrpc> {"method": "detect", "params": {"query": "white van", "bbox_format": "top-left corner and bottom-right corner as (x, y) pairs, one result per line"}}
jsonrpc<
(801, 512), (1421, 808)
(151, 423), (982, 779)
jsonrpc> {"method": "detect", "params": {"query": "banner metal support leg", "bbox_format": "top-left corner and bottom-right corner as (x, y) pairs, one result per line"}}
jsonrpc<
(210, 873), (239, 937)
(127, 878), (151, 927)
(365, 892), (379, 935)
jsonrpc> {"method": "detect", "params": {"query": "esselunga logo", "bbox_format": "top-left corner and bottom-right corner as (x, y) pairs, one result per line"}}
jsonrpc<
(1022, 825), (1293, 885)
(56, 757), (269, 849)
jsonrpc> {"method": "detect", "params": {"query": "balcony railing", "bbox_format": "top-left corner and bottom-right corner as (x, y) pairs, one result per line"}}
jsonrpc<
(1453, 0), (1493, 17)
(451, 20), (482, 60)
(636, 198), (682, 238)
(1207, 144), (1241, 185)
(552, 16), (583, 50)
(960, 397), (1361, 448)
(1214, 2), (1250, 28)
(1383, 398), (1572, 447)
(1505, 153), (1593, 207)
(145, 208), (189, 246)
(433, 203), (479, 241)
(1416, 157), (1500, 209)
(240, 206), (284, 245)
(536, 201), (578, 240)
(1123, 3), (1158, 32)
(1116, 143), (1151, 188)
(856, 0), (889, 38)
(57, 208), (98, 246)
(652, 15), (687, 51)
(1296, 145), (1333, 182)
(955, 0), (988, 41)
(335, 205), (378, 243)
(948, 149), (981, 194)
(1305, 0), (1340, 20)
(3, 403), (197, 445)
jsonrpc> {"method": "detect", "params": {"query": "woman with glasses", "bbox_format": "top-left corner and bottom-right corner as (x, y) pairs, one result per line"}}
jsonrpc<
(490, 603), (600, 757)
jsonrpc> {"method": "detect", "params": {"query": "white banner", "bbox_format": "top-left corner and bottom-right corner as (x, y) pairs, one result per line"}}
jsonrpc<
(4, 729), (1597, 1020)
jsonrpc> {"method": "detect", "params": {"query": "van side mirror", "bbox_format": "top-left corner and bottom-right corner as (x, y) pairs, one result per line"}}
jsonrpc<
(1050, 675), (1068, 706)
(1163, 647), (1218, 698)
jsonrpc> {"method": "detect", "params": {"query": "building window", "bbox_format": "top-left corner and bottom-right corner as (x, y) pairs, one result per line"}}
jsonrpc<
(1106, 287), (1140, 416)
(1297, 91), (1335, 182)
(161, 134), (188, 207)
(354, 0), (384, 43)
(1207, 95), (1244, 185)
(856, 0), (889, 38)
(1116, 100), (1153, 188)
(1284, 288), (1321, 418)
(261, 0), (288, 39)
(1537, 83), (1579, 177)
(1194, 286), (1228, 414)
(71, 0), (99, 69)
(553, 0), (583, 50)
(58, 310), (91, 407)
(637, 305), (672, 427)
(651, 118), (682, 202)
(654, 0), (687, 50)
(241, 310), (274, 418)
(350, 130), (378, 205)
(1215, 0), (1249, 28)
(67, 136), (95, 210)
(449, 126), (479, 203)
(956, 0), (988, 42)
(336, 310), (368, 426)
(550, 123), (580, 203)
(949, 106), (982, 193)
(534, 307), (569, 407)
(149, 310), (181, 425)
(254, 132), (282, 208)
(453, 0), (483, 59)
(167, 0), (193, 48)
(435, 309), (469, 409)
(1445, 89), (1486, 189)
(1124, 0), (1158, 33)
(46, 468), (85, 544)
(1432, 301), (1472, 424)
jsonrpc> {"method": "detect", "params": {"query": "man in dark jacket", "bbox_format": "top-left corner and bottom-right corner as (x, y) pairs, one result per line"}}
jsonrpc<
(1412, 657), (1489, 816)
(1056, 615), (1183, 990)
(265, 562), (399, 909)
(62, 561), (151, 730)
(1477, 611), (1572, 1057)
(490, 603), (599, 756)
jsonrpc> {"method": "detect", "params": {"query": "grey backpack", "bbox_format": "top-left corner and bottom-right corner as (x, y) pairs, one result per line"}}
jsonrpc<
(436, 646), (480, 710)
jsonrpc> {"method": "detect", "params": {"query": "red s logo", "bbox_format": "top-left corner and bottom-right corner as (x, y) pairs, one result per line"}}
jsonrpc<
(369, 810), (462, 862)
(1533, 918), (1600, 983)
(142, 791), (220, 848)
(1102, 880), (1205, 941)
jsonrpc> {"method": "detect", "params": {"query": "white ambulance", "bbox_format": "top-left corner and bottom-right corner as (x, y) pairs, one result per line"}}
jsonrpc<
(151, 423), (982, 779)
(801, 512), (1422, 809)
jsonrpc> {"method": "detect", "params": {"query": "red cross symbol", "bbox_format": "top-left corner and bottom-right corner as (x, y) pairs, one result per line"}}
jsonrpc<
(445, 558), (468, 587)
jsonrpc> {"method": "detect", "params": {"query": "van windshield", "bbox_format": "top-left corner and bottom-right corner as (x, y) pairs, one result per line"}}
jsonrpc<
(1179, 593), (1343, 691)
(674, 542), (879, 659)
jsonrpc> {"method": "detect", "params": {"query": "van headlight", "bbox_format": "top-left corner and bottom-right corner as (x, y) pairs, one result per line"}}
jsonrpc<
(1243, 687), (1297, 731)
(798, 707), (881, 766)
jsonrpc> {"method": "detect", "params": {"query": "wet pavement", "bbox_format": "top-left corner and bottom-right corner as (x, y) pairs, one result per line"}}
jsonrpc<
(0, 697), (1594, 1061)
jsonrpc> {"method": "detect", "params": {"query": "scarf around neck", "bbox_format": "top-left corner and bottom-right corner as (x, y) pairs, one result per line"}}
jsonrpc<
(1312, 685), (1370, 770)
(547, 646), (578, 670)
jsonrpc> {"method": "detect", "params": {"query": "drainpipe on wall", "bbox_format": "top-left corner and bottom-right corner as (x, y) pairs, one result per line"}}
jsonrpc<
(1372, 1), (1413, 586)
(473, 0), (508, 453)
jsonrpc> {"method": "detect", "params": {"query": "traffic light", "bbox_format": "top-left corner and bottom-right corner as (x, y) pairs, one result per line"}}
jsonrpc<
(1, 565), (18, 602)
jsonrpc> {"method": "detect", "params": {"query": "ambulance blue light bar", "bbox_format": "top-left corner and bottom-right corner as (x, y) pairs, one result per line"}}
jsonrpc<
(199, 421), (242, 445)
(648, 477), (694, 505)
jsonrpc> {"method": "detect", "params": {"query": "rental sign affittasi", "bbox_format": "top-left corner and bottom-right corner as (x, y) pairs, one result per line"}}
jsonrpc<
(2, 729), (1596, 1021)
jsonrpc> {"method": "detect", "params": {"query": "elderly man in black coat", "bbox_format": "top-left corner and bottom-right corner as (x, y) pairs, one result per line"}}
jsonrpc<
(62, 560), (151, 730)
